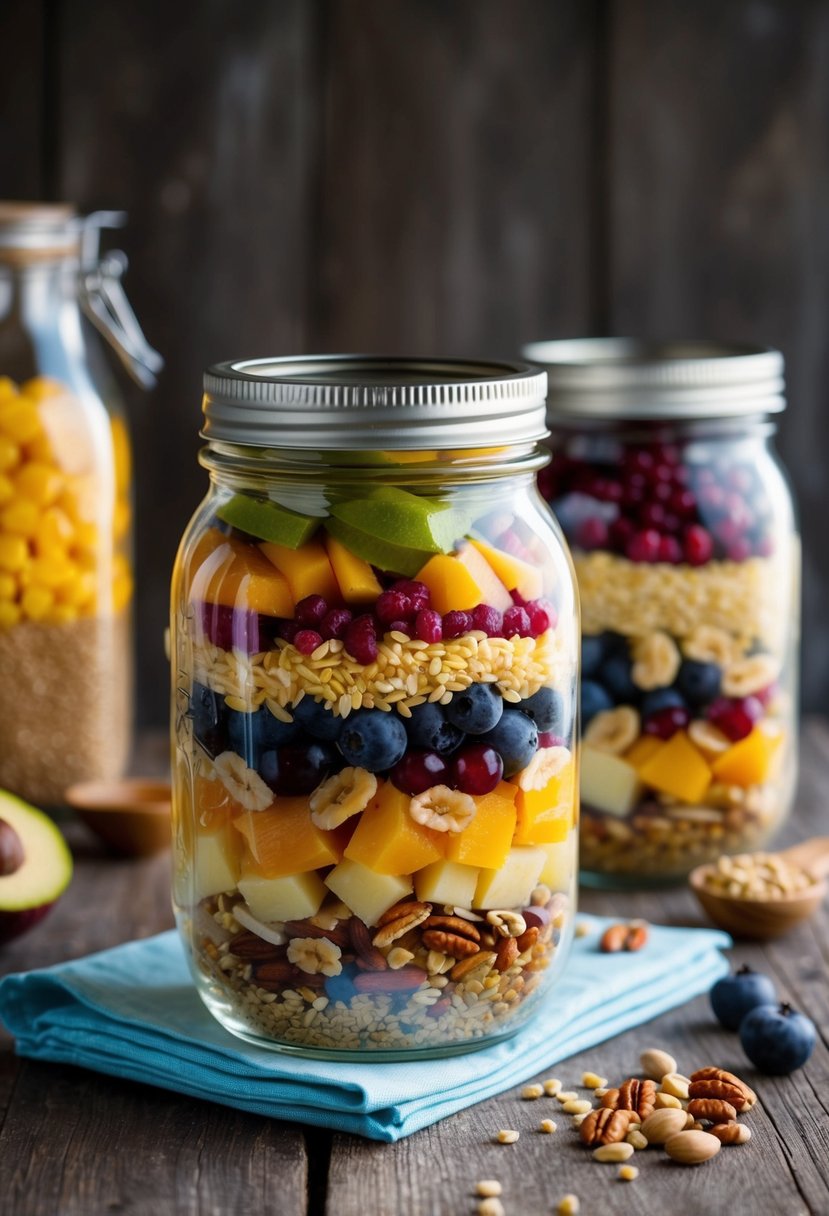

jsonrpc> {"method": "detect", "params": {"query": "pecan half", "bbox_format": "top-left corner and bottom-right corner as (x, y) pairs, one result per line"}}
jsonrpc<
(353, 967), (426, 993)
(687, 1098), (737, 1123)
(424, 914), (481, 941)
(372, 902), (432, 947)
(228, 931), (286, 960)
(377, 900), (432, 927)
(422, 929), (480, 958)
(579, 1108), (635, 1147)
(349, 918), (388, 971)
(689, 1069), (755, 1111)
(494, 935), (519, 972)
(602, 1078), (657, 1120)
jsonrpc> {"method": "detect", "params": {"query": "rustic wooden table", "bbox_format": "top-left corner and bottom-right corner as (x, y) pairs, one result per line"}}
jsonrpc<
(1, 723), (827, 1216)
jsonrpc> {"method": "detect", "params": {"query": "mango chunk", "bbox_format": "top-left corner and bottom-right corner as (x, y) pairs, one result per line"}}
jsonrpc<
(260, 538), (339, 604)
(324, 858), (413, 926)
(639, 731), (711, 803)
(581, 747), (643, 817)
(625, 735), (663, 770)
(187, 527), (293, 617)
(538, 829), (578, 892)
(474, 846), (547, 909)
(414, 858), (481, 907)
(234, 798), (343, 877)
(445, 781), (517, 868)
(238, 867), (326, 922)
(468, 537), (543, 600)
(325, 534), (382, 602)
(344, 782), (445, 875)
(711, 725), (782, 788)
(416, 542), (512, 615)
(513, 761), (576, 844)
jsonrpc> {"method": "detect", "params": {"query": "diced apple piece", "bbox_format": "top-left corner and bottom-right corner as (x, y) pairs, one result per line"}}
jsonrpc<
(513, 761), (576, 844)
(473, 846), (547, 910)
(193, 822), (243, 901)
(238, 866), (326, 923)
(445, 781), (517, 869)
(234, 798), (343, 878)
(344, 782), (444, 875)
(538, 829), (578, 892)
(260, 538), (340, 604)
(324, 858), (413, 926)
(580, 746), (643, 818)
(639, 731), (711, 803)
(468, 537), (543, 600)
(414, 859), (481, 907)
(416, 542), (512, 615)
(324, 534), (383, 603)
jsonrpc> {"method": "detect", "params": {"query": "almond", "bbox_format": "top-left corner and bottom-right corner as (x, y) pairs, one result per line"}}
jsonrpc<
(640, 1107), (689, 1145)
(664, 1130), (721, 1165)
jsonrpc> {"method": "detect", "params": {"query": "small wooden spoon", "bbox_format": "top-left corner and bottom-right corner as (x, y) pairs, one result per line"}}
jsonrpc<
(65, 779), (172, 858)
(689, 838), (829, 939)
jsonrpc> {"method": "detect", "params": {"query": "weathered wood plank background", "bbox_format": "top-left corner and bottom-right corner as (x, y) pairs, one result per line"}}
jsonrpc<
(1, 0), (827, 724)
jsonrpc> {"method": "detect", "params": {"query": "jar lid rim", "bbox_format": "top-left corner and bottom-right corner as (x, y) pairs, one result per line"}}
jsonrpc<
(202, 355), (549, 449)
(522, 338), (786, 419)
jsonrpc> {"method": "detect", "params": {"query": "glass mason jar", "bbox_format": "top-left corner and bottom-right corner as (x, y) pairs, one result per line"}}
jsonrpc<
(171, 356), (579, 1058)
(525, 339), (799, 886)
(0, 203), (161, 803)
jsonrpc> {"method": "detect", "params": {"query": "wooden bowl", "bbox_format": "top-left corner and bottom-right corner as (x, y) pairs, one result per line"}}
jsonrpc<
(65, 779), (172, 857)
(689, 866), (827, 939)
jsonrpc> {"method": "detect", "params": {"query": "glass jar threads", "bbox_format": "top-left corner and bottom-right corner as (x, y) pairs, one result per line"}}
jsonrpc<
(171, 356), (579, 1058)
(526, 340), (799, 886)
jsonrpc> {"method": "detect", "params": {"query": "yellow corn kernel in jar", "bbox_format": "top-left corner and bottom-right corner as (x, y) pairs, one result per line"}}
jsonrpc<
(1, 499), (40, 538)
(21, 584), (54, 620)
(0, 376), (17, 400)
(0, 600), (21, 628)
(14, 461), (63, 507)
(0, 534), (29, 572)
(45, 602), (78, 625)
(28, 556), (76, 591)
(35, 506), (75, 555)
(113, 498), (131, 541)
(0, 572), (15, 599)
(21, 375), (63, 401)
(73, 519), (100, 555)
(63, 567), (97, 610)
(0, 474), (14, 507)
(0, 397), (43, 444)
(23, 433), (56, 463)
(0, 436), (20, 473)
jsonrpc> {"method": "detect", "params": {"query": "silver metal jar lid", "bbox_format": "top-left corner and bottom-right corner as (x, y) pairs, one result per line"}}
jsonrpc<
(522, 338), (786, 420)
(202, 355), (549, 450)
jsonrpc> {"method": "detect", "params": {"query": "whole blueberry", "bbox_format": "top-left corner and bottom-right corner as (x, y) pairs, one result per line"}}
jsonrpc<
(581, 679), (613, 726)
(338, 709), (408, 771)
(292, 696), (343, 742)
(227, 706), (299, 764)
(677, 659), (722, 707)
(325, 962), (359, 1004)
(519, 686), (564, 733)
(259, 740), (335, 796)
(740, 1003), (816, 1074)
(404, 702), (464, 755)
(710, 964), (777, 1031)
(640, 688), (687, 719)
(581, 634), (607, 677)
(445, 683), (504, 734)
(479, 709), (538, 778)
(189, 682), (228, 757)
(600, 653), (639, 703)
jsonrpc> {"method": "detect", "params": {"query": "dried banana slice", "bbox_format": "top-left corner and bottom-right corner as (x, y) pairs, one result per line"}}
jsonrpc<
(631, 631), (681, 690)
(584, 707), (640, 754)
(722, 654), (780, 698)
(681, 625), (739, 667)
(213, 751), (273, 811)
(688, 720), (731, 756)
(309, 766), (378, 829)
(516, 745), (571, 791)
(409, 785), (476, 833)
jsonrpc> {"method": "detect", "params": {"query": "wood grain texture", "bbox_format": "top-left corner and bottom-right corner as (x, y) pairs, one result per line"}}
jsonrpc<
(607, 0), (829, 713)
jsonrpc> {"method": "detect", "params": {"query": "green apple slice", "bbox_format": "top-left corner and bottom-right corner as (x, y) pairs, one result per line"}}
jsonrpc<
(325, 517), (433, 577)
(0, 790), (73, 942)
(216, 494), (319, 548)
(330, 486), (471, 557)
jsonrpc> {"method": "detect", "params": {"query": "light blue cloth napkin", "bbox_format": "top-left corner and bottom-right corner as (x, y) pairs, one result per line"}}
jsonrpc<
(0, 917), (729, 1141)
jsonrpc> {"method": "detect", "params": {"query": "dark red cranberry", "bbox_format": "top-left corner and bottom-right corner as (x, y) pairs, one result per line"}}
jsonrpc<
(294, 629), (323, 655)
(626, 449), (654, 474)
(683, 525), (714, 566)
(640, 502), (667, 529)
(653, 443), (681, 466)
(726, 539), (753, 562)
(471, 604), (503, 637)
(662, 512), (681, 533)
(652, 462), (675, 484)
(200, 603), (273, 653)
(707, 697), (756, 741)
(320, 607), (352, 640)
(723, 493), (752, 529)
(452, 743), (504, 795)
(643, 706), (691, 739)
(575, 516), (609, 550)
(443, 610), (472, 639)
(391, 750), (448, 795)
(294, 594), (328, 626)
(503, 605), (532, 637)
(754, 683), (776, 708)
(344, 614), (379, 664)
(391, 579), (431, 612)
(622, 479), (647, 508)
(415, 608), (443, 643)
(609, 516), (635, 551)
(376, 589), (413, 624)
(657, 535), (683, 564)
(592, 477), (624, 504)
(509, 587), (528, 606)
(625, 529), (662, 563)
(387, 619), (410, 635)
(277, 619), (301, 644)
(526, 599), (556, 635)
(653, 480), (673, 504)
(715, 519), (744, 548)
(669, 488), (697, 518)
(538, 731), (565, 748)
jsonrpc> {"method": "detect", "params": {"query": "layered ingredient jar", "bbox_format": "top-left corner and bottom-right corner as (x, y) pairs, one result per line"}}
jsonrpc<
(0, 203), (160, 803)
(526, 340), (799, 885)
(171, 356), (579, 1058)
